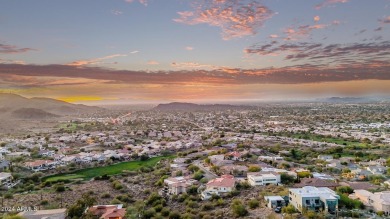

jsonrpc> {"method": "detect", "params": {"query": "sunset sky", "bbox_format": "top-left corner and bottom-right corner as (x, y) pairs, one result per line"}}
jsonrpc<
(1, 0), (389, 104)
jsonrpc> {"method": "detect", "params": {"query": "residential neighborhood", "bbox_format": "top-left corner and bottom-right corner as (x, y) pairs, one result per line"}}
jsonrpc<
(0, 103), (389, 219)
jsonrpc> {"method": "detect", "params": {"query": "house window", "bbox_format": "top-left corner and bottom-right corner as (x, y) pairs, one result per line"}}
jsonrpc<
(315, 199), (319, 204)
(306, 200), (310, 205)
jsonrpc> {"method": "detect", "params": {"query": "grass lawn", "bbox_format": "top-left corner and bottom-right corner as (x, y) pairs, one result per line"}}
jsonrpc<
(281, 132), (369, 147)
(58, 123), (81, 132)
(43, 155), (174, 182)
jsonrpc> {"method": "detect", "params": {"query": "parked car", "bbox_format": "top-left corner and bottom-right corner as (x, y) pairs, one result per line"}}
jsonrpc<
(274, 206), (282, 213)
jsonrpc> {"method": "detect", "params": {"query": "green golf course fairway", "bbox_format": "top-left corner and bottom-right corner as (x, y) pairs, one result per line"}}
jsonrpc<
(43, 156), (173, 182)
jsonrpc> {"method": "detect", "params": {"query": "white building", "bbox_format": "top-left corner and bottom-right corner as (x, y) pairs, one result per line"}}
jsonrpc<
(352, 190), (390, 215)
(247, 172), (280, 186)
(289, 186), (339, 213)
(262, 167), (298, 178)
(264, 196), (286, 208)
(369, 191), (390, 215)
(0, 172), (12, 186)
(163, 176), (197, 195)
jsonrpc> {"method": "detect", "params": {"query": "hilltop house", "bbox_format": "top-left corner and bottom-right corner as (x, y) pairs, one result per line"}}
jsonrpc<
(163, 176), (198, 195)
(220, 164), (248, 176)
(201, 175), (235, 200)
(289, 186), (339, 214)
(87, 204), (126, 219)
(247, 172), (281, 186)
(25, 160), (57, 171)
(225, 151), (247, 161)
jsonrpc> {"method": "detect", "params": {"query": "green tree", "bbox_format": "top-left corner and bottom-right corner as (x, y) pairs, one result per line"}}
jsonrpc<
(193, 170), (204, 180)
(187, 185), (199, 195)
(140, 154), (149, 161)
(231, 199), (248, 217)
(188, 165), (200, 173)
(282, 204), (297, 214)
(280, 173), (296, 185)
(386, 158), (390, 167)
(66, 193), (97, 219)
(55, 184), (66, 192)
(336, 186), (353, 194)
(248, 199), (260, 209)
(248, 165), (261, 172)
(168, 211), (181, 219)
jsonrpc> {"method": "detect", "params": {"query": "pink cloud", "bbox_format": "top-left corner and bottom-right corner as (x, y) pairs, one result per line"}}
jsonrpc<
(0, 43), (36, 54)
(185, 46), (194, 51)
(269, 34), (278, 38)
(379, 15), (390, 24)
(283, 24), (328, 40)
(315, 0), (348, 9)
(67, 54), (127, 67)
(171, 61), (217, 69)
(124, 0), (147, 6)
(174, 0), (274, 40)
(314, 16), (320, 22)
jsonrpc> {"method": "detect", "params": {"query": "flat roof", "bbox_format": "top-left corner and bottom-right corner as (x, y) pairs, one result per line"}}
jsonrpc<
(0, 172), (12, 179)
(265, 196), (285, 201)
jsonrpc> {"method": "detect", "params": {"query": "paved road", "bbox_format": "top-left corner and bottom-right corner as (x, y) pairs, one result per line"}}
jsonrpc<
(193, 160), (218, 180)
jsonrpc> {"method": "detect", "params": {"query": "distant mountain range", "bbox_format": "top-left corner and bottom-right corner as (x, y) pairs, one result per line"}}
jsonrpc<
(153, 102), (254, 111)
(0, 93), (100, 120)
(321, 96), (390, 103)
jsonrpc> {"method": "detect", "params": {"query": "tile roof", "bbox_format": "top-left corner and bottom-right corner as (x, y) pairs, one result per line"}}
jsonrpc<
(207, 175), (235, 188)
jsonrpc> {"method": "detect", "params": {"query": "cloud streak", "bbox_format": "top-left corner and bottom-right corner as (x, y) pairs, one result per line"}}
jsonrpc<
(0, 43), (36, 54)
(315, 0), (349, 10)
(283, 24), (329, 40)
(174, 0), (274, 40)
(244, 40), (390, 66)
(67, 54), (127, 67)
(0, 60), (389, 87)
(125, 0), (147, 6)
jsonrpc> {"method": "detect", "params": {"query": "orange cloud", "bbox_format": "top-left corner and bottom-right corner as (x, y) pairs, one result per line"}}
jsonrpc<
(174, 0), (274, 40)
(315, 0), (348, 10)
(67, 54), (127, 67)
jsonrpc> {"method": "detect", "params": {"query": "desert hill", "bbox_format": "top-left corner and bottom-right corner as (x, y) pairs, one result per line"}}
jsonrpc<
(0, 93), (100, 120)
